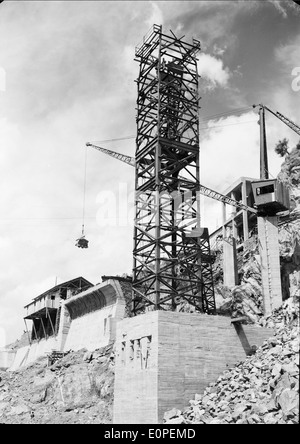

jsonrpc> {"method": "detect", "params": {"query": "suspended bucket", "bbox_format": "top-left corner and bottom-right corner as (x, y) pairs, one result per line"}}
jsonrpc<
(75, 235), (89, 249)
(76, 144), (89, 249)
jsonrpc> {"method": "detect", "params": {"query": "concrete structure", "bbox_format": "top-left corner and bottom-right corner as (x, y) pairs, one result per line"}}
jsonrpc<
(223, 237), (239, 287)
(8, 276), (131, 371)
(210, 177), (258, 250)
(0, 348), (16, 370)
(252, 179), (290, 315)
(9, 336), (59, 371)
(113, 311), (273, 424)
(63, 278), (128, 352)
(210, 177), (290, 304)
(257, 216), (283, 315)
(209, 177), (258, 287)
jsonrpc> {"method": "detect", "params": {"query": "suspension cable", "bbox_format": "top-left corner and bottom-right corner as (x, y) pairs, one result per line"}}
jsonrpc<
(82, 144), (88, 236)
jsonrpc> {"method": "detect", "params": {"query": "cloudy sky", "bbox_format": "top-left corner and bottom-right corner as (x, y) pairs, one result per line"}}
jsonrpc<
(0, 0), (299, 345)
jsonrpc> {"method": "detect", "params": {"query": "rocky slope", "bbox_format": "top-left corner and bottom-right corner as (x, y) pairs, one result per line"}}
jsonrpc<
(278, 144), (300, 214)
(164, 296), (299, 425)
(0, 344), (115, 424)
(2, 299), (298, 425)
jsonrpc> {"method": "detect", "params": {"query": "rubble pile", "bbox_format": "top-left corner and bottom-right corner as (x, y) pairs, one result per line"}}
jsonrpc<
(164, 297), (299, 425)
(0, 344), (115, 424)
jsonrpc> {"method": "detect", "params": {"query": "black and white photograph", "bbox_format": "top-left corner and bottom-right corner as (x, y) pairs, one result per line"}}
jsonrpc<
(0, 0), (299, 427)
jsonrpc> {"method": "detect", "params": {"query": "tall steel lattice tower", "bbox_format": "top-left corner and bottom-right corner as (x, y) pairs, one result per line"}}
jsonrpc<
(132, 25), (216, 315)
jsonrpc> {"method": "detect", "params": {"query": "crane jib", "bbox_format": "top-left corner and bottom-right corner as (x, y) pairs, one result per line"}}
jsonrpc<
(86, 142), (257, 213)
(254, 104), (300, 136)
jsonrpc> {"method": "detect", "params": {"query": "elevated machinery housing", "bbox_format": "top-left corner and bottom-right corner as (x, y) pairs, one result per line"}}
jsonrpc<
(252, 178), (290, 216)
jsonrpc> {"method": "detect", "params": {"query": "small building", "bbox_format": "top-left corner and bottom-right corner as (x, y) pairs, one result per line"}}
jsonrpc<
(9, 276), (132, 371)
(24, 277), (93, 342)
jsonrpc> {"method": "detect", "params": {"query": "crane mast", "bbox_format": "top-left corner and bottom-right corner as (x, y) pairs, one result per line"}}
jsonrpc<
(133, 25), (215, 314)
(253, 104), (300, 136)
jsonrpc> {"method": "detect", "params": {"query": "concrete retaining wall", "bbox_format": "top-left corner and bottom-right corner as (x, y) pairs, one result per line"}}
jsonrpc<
(9, 336), (58, 371)
(64, 303), (124, 352)
(63, 279), (126, 352)
(113, 311), (273, 424)
(0, 348), (16, 370)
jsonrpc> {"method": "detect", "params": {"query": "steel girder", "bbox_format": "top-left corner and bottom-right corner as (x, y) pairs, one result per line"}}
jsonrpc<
(132, 25), (216, 315)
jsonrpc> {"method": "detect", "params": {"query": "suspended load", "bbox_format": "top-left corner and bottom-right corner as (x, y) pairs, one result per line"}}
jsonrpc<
(75, 235), (89, 249)
(76, 145), (89, 249)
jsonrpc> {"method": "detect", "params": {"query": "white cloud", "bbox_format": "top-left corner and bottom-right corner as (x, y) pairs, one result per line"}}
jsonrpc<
(0, 118), (20, 164)
(0, 278), (59, 345)
(0, 66), (5, 92)
(272, 33), (300, 147)
(120, 45), (138, 97)
(212, 44), (226, 57)
(0, 327), (6, 348)
(145, 1), (164, 28)
(275, 35), (300, 69)
(267, 0), (300, 18)
(174, 22), (184, 35)
(197, 53), (231, 90)
(268, 0), (288, 18)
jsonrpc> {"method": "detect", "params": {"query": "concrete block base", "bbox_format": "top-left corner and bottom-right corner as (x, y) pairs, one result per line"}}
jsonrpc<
(0, 348), (16, 370)
(113, 311), (273, 424)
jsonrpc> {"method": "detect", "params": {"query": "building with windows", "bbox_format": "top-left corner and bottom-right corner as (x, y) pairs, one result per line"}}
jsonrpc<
(6, 275), (132, 371)
(24, 277), (93, 342)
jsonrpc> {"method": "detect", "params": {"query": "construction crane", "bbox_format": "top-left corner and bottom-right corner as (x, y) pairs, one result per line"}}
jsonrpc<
(87, 100), (300, 228)
(86, 142), (258, 215)
(250, 103), (299, 316)
(86, 142), (135, 167)
(253, 104), (300, 136)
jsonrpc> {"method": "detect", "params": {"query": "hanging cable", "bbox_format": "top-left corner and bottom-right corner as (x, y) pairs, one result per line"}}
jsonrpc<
(82, 144), (88, 236)
(76, 145), (89, 248)
(199, 106), (253, 123)
(199, 119), (257, 131)
(89, 106), (255, 145)
(90, 135), (136, 144)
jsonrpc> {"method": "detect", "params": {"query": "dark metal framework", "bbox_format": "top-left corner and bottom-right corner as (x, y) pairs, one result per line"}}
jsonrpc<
(132, 25), (216, 315)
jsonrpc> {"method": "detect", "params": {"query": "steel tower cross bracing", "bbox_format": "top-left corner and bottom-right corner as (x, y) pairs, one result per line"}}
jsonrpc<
(132, 25), (216, 315)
